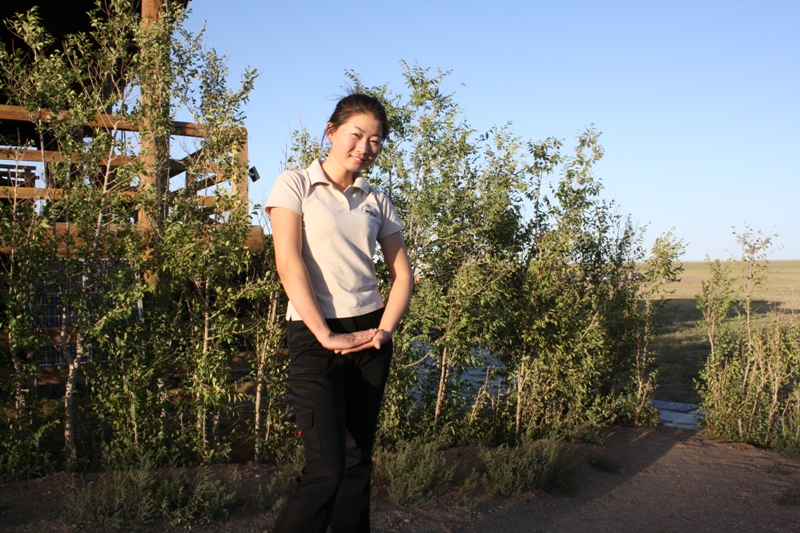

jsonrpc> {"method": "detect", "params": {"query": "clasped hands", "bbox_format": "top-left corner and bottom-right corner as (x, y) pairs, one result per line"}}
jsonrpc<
(319, 328), (392, 355)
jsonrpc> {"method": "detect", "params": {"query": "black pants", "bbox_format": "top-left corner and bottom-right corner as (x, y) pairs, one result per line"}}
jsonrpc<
(272, 308), (392, 533)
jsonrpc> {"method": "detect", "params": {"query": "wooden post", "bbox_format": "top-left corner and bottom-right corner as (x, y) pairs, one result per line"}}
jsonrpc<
(233, 129), (249, 201)
(141, 0), (163, 26)
(138, 0), (169, 234)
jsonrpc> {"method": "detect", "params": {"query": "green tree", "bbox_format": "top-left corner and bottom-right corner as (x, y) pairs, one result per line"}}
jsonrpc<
(697, 257), (736, 357)
(497, 128), (657, 439)
(0, 0), (262, 471)
(632, 230), (686, 424)
(699, 227), (800, 451)
(282, 65), (660, 447)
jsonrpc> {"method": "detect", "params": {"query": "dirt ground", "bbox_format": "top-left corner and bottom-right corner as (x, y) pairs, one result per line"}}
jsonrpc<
(2, 426), (799, 532)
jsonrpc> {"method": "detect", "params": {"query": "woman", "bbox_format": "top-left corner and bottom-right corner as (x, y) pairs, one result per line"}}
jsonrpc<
(266, 93), (413, 532)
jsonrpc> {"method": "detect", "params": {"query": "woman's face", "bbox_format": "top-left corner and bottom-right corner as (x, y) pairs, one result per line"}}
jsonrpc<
(325, 112), (383, 175)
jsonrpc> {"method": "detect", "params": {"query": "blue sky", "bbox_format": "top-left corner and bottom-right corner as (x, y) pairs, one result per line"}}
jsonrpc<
(184, 0), (799, 261)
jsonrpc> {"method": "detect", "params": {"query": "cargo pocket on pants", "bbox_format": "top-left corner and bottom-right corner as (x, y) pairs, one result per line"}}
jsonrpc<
(295, 409), (321, 460)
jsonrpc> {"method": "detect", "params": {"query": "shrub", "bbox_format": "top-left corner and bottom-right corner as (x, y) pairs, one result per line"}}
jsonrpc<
(480, 438), (578, 497)
(698, 229), (800, 451)
(0, 412), (57, 481)
(255, 464), (299, 513)
(65, 459), (240, 528)
(255, 477), (288, 513)
(563, 423), (608, 445)
(455, 469), (483, 513)
(65, 467), (159, 528)
(376, 435), (454, 507)
(156, 467), (241, 526)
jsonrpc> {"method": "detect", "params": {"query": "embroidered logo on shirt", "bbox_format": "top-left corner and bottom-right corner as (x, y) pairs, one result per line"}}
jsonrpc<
(362, 205), (379, 219)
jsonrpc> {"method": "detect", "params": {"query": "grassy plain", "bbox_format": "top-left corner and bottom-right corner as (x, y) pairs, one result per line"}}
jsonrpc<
(651, 260), (800, 404)
(663, 260), (800, 306)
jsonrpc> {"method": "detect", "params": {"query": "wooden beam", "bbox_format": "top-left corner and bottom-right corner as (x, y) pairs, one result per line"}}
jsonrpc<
(0, 187), (137, 201)
(0, 148), (73, 164)
(0, 223), (264, 255)
(0, 104), (31, 122)
(0, 147), (136, 167)
(0, 105), (140, 132)
(0, 186), (64, 200)
(193, 176), (218, 193)
(196, 195), (216, 206)
(168, 147), (204, 177)
(0, 105), (245, 139)
(0, 100), (255, 250)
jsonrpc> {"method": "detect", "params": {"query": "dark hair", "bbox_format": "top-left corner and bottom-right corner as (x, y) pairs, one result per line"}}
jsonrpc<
(326, 93), (390, 141)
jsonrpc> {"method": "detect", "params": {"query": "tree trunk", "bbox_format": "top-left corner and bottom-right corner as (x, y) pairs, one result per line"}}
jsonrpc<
(157, 377), (168, 441)
(254, 293), (278, 463)
(434, 347), (449, 425)
(515, 357), (528, 442)
(7, 254), (28, 422)
(253, 377), (264, 464)
(63, 332), (84, 472)
(196, 280), (212, 458)
(9, 335), (26, 420)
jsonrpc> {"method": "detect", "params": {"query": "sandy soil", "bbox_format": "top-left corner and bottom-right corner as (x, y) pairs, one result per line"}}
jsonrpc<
(2, 426), (799, 532)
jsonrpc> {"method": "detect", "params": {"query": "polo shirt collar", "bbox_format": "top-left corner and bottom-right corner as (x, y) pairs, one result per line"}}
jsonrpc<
(309, 158), (372, 194)
(352, 176), (371, 194)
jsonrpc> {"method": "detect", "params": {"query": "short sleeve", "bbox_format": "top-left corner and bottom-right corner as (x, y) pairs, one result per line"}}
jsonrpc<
(376, 192), (404, 240)
(265, 170), (305, 216)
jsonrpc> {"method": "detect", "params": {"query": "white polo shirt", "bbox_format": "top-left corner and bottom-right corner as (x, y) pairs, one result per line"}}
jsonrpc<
(266, 159), (404, 321)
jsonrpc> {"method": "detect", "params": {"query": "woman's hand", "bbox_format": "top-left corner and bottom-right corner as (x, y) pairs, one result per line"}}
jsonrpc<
(335, 329), (392, 355)
(319, 329), (378, 352)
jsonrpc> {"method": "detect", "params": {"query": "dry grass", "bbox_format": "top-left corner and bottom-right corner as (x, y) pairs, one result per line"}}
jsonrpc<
(651, 260), (800, 404)
(664, 260), (800, 308)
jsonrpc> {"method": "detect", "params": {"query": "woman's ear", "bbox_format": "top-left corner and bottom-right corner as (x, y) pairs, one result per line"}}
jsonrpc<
(325, 122), (335, 142)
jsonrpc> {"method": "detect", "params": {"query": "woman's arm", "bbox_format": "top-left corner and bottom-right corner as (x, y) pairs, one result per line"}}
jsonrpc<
(376, 232), (413, 337)
(340, 231), (413, 353)
(269, 207), (375, 351)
